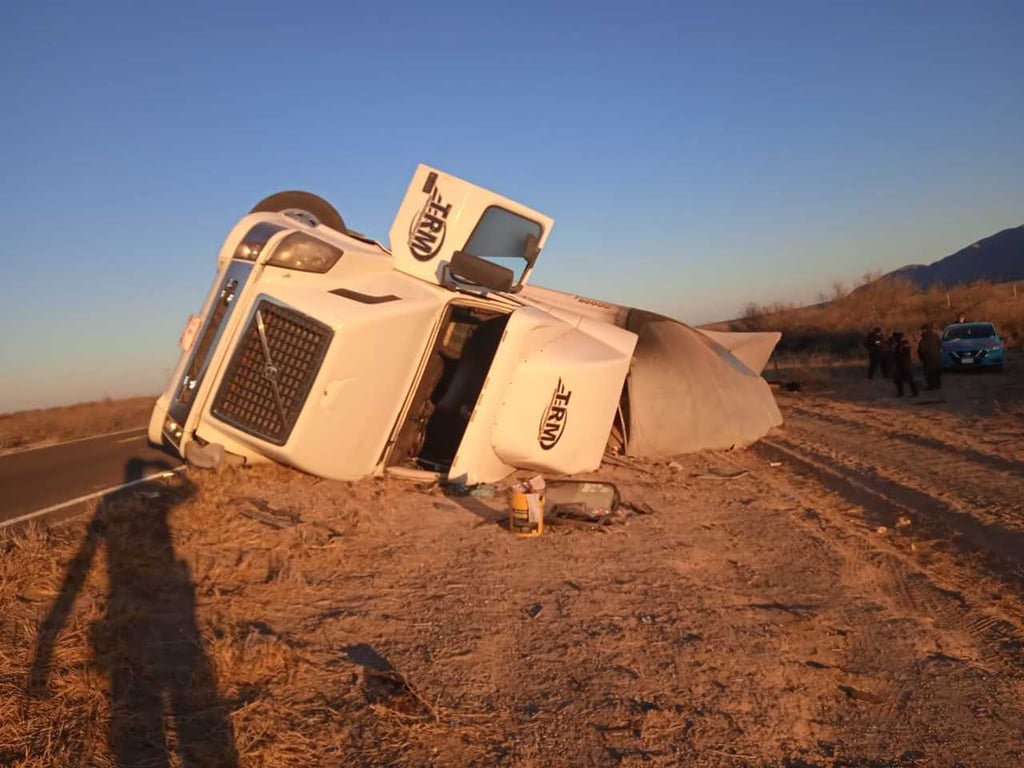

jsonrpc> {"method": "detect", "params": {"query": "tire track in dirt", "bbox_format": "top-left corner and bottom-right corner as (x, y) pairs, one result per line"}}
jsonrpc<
(778, 408), (1024, 576)
(751, 437), (1024, 672)
(787, 401), (1024, 480)
(726, 441), (1024, 762)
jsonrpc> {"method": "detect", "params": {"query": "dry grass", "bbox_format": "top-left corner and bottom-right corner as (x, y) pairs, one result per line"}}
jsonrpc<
(5, 379), (1024, 764)
(0, 465), (360, 767)
(0, 454), (885, 768)
(4, 462), (567, 767)
(722, 278), (1024, 357)
(0, 397), (154, 453)
(4, 449), (1024, 765)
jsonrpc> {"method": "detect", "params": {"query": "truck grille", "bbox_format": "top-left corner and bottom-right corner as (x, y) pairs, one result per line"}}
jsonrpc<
(212, 300), (332, 445)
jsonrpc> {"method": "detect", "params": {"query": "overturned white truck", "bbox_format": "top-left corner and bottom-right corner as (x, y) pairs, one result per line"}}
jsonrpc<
(149, 165), (782, 484)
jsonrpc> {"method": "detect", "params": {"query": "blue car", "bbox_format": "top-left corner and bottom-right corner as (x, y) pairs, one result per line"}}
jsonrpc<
(940, 322), (1005, 372)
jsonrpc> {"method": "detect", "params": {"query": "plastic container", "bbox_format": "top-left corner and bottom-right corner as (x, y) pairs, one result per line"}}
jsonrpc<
(509, 475), (546, 537)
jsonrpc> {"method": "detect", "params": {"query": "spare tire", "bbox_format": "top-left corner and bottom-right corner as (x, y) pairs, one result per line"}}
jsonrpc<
(250, 190), (346, 233)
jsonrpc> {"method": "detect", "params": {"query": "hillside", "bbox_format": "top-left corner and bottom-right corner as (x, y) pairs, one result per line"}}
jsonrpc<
(885, 225), (1024, 288)
(727, 278), (1024, 357)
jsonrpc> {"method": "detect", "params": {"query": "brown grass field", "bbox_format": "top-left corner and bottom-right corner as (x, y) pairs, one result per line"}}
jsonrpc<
(2, 351), (1024, 767)
(0, 398), (154, 453)
(719, 278), (1024, 357)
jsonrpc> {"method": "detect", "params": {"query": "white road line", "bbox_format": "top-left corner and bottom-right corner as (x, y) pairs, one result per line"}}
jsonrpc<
(114, 435), (145, 444)
(1, 426), (148, 457)
(0, 466), (186, 530)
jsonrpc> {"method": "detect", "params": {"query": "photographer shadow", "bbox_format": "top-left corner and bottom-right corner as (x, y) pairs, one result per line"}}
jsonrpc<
(28, 458), (238, 768)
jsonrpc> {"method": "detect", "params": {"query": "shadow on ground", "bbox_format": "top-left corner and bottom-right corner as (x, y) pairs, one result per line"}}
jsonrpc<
(27, 458), (238, 768)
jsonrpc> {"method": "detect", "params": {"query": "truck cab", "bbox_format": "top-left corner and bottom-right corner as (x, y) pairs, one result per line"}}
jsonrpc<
(149, 165), (637, 484)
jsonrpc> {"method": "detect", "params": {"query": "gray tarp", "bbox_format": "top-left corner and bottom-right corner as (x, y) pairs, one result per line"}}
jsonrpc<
(520, 286), (783, 456)
(696, 328), (781, 376)
(623, 310), (783, 457)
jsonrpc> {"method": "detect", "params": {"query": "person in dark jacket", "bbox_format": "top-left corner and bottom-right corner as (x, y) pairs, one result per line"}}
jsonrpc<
(880, 331), (895, 377)
(864, 327), (884, 379)
(892, 332), (919, 397)
(917, 323), (942, 390)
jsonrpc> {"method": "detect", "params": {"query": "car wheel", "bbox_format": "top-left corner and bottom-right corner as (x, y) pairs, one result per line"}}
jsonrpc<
(250, 190), (346, 233)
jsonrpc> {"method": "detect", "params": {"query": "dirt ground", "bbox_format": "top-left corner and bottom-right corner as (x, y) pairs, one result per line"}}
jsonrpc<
(1, 359), (1023, 767)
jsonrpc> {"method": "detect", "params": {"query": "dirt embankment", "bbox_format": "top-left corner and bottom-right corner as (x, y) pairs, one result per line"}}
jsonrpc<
(1, 361), (1023, 767)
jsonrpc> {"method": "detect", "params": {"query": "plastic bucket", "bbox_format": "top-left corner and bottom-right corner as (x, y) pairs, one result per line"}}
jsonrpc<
(509, 491), (544, 537)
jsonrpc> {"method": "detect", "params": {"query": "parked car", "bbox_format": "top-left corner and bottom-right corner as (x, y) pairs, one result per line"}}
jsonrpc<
(940, 322), (1004, 372)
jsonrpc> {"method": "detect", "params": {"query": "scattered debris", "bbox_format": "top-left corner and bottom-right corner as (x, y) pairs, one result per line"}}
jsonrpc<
(693, 469), (749, 481)
(621, 499), (657, 516)
(344, 643), (438, 721)
(748, 602), (819, 616)
(545, 479), (639, 528)
(896, 516), (912, 528)
(769, 461), (783, 468)
(838, 684), (884, 704)
(547, 480), (618, 512)
(444, 482), (499, 498)
(184, 440), (226, 470)
(601, 453), (655, 474)
(876, 525), (888, 535)
(524, 603), (545, 620)
(508, 475), (547, 537)
(232, 497), (302, 529)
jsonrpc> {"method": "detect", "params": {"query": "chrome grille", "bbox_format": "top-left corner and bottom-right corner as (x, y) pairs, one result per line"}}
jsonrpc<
(212, 300), (332, 445)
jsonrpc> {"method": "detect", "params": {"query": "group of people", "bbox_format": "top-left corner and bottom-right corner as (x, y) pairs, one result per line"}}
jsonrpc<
(864, 324), (943, 396)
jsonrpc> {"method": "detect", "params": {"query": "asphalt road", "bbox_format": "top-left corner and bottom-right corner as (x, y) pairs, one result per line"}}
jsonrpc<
(0, 428), (183, 527)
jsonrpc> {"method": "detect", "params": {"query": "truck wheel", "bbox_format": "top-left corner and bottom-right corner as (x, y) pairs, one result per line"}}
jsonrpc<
(250, 190), (346, 233)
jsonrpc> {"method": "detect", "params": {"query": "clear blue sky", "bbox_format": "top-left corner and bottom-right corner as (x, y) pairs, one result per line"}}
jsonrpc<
(1, 0), (1021, 412)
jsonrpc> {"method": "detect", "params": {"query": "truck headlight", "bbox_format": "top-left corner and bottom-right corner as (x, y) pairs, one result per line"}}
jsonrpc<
(267, 232), (343, 273)
(234, 222), (286, 261)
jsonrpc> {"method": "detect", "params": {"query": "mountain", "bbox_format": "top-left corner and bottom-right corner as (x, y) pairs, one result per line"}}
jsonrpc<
(884, 225), (1024, 288)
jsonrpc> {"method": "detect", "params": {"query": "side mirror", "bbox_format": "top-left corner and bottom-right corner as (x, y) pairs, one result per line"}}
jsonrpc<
(448, 250), (515, 293)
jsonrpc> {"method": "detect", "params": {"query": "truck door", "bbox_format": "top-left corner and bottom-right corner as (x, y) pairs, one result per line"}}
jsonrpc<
(388, 164), (554, 292)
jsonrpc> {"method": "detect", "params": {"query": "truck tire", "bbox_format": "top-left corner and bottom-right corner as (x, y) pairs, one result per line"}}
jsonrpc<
(250, 190), (346, 233)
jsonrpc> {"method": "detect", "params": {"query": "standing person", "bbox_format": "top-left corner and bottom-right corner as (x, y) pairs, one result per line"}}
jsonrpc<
(864, 327), (884, 379)
(880, 331), (895, 378)
(891, 332), (919, 397)
(917, 323), (942, 390)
